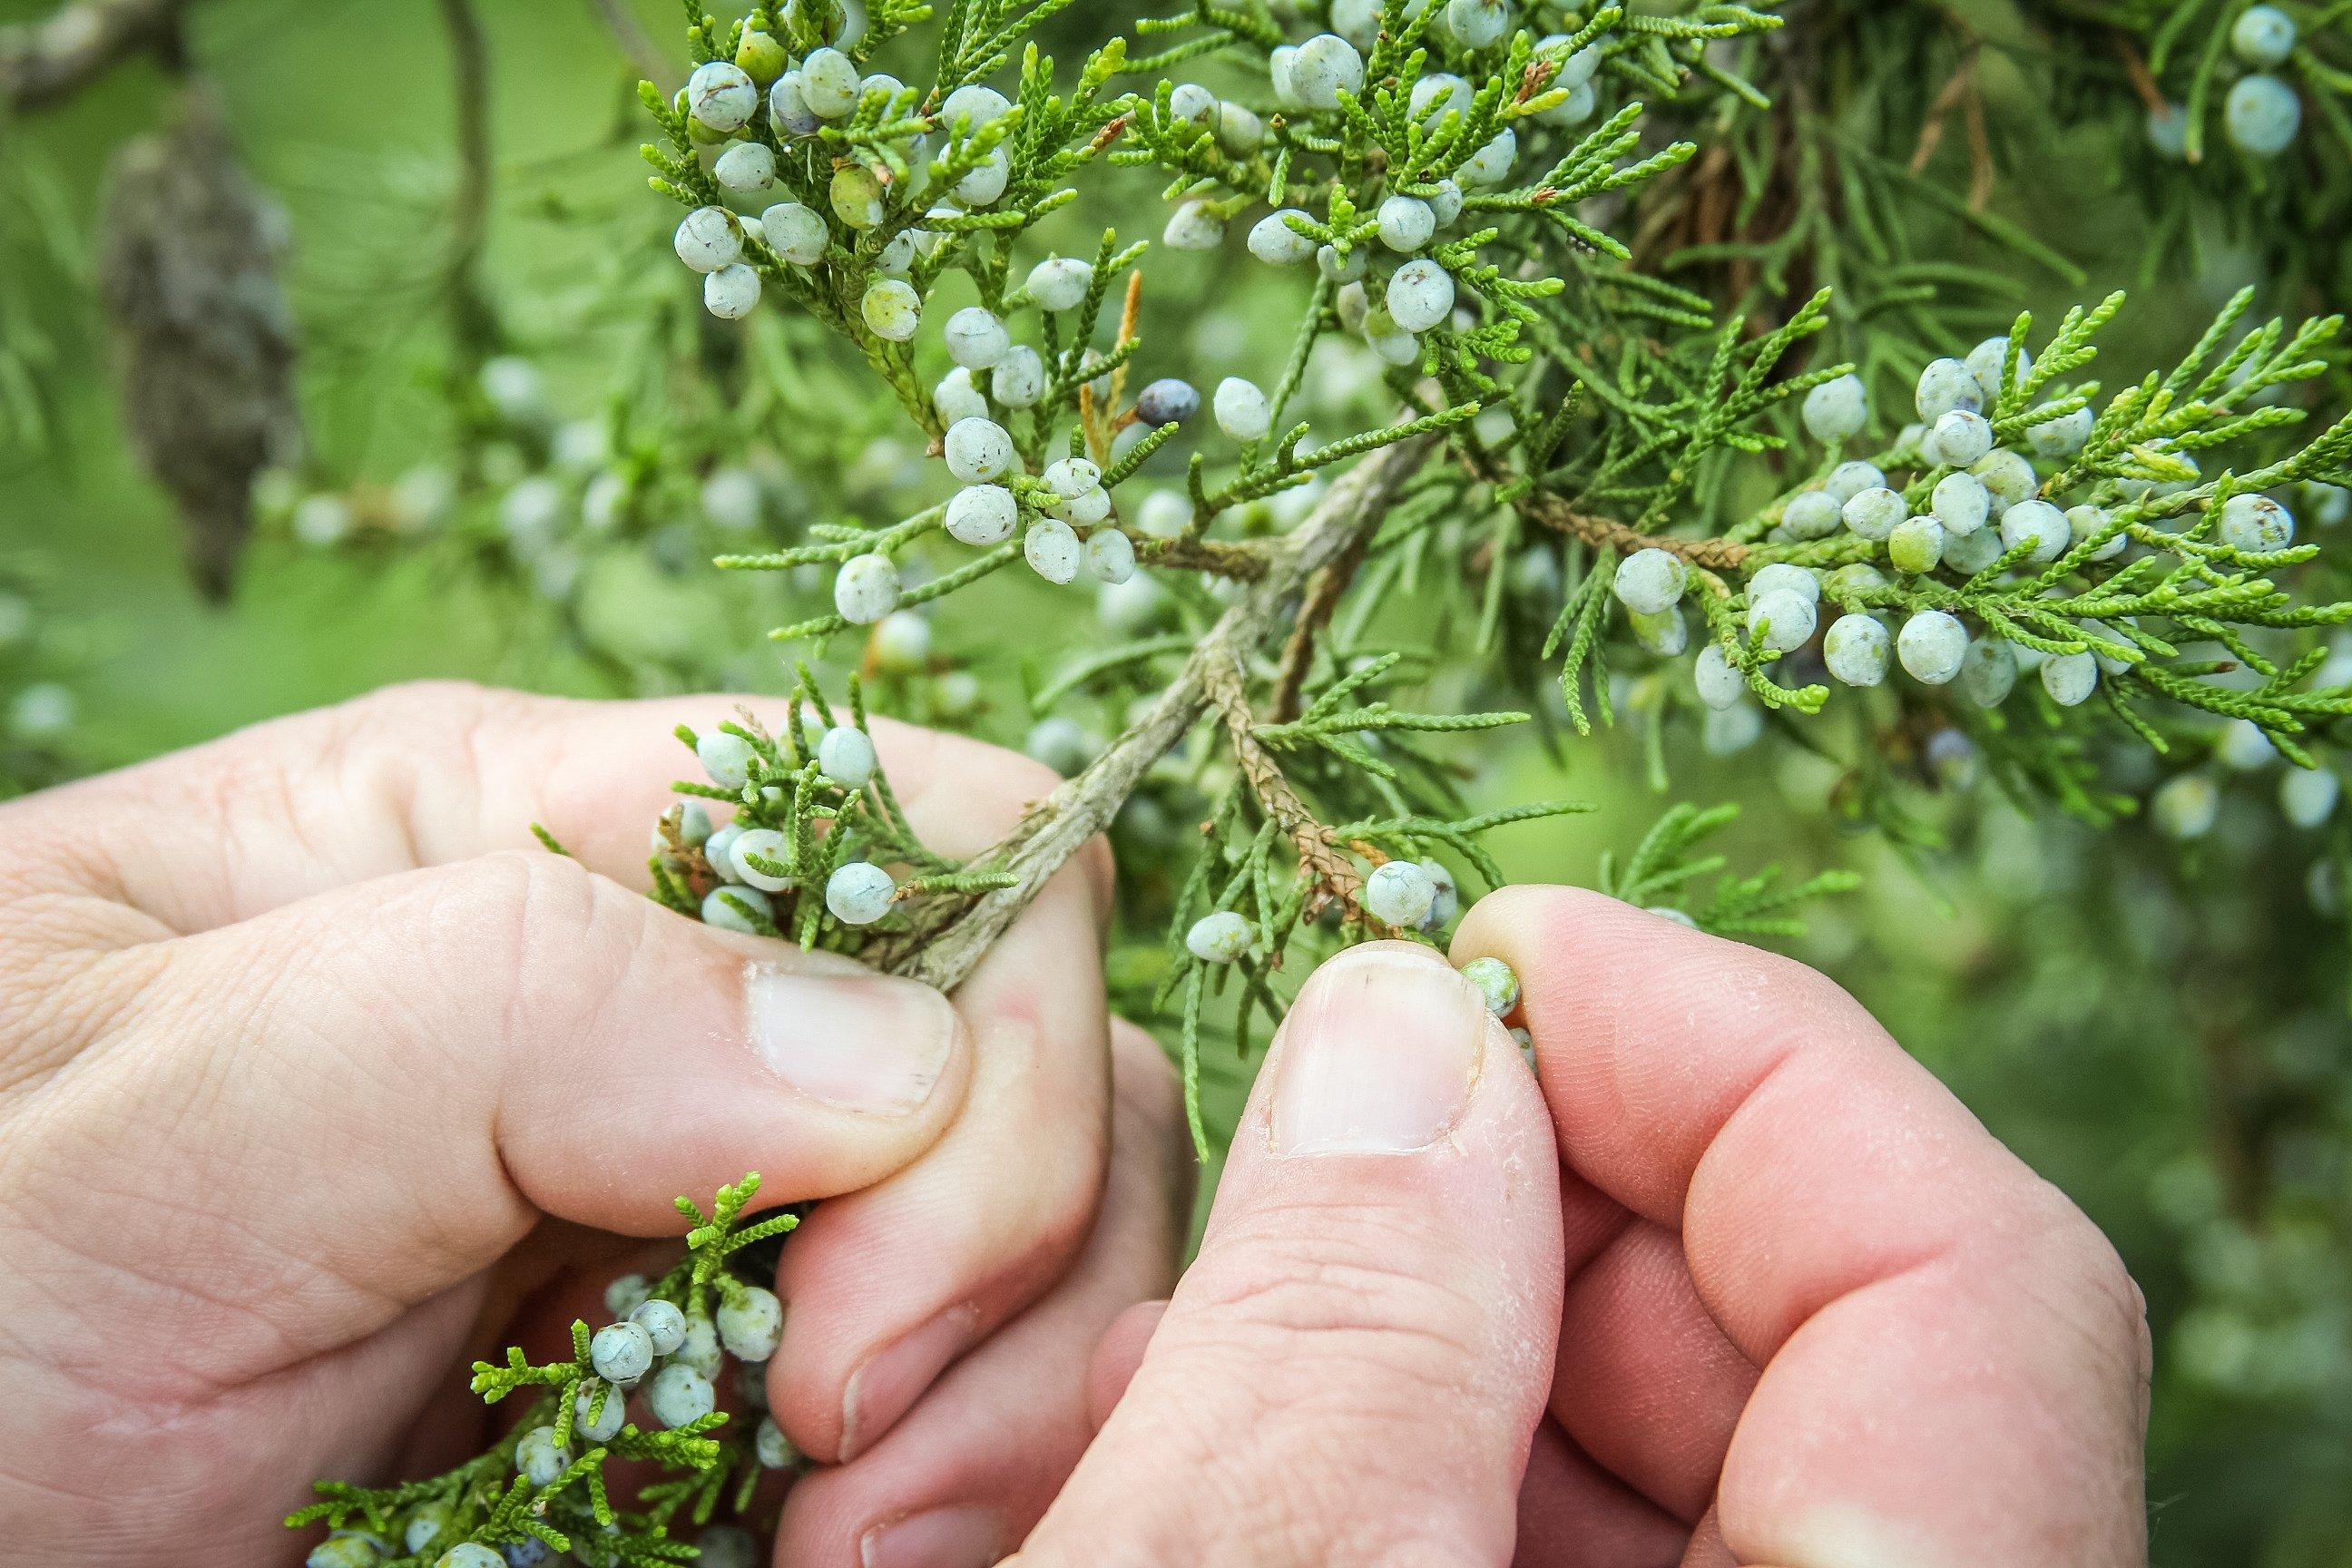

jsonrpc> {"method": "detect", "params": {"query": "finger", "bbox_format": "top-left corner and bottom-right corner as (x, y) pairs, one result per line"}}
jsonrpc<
(1015, 942), (1564, 1568)
(1455, 887), (2151, 1568)
(1512, 1421), (1686, 1568)
(19, 848), (972, 1406)
(4, 681), (1099, 936)
(765, 866), (1114, 1464)
(774, 1022), (1190, 1568)
(1083, 1300), (1166, 1431)
(1549, 1218), (1755, 1523)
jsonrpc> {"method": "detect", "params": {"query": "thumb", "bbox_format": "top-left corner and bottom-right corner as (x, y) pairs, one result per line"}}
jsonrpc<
(1013, 942), (1564, 1568)
(72, 848), (974, 1372)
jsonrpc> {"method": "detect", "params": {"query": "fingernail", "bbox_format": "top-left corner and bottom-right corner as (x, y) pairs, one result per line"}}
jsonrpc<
(747, 965), (958, 1115)
(840, 1304), (980, 1460)
(860, 1506), (1005, 1568)
(1269, 946), (1484, 1155)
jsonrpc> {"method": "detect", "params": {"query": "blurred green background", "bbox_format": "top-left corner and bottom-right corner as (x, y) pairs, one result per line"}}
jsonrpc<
(3, 2), (2347, 1563)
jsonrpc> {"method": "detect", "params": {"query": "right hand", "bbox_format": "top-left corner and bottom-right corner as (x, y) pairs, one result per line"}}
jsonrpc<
(1008, 893), (2151, 1567)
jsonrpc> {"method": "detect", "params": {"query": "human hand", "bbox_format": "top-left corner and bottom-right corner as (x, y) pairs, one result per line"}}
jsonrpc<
(1010, 894), (2151, 1567)
(0, 681), (1186, 1568)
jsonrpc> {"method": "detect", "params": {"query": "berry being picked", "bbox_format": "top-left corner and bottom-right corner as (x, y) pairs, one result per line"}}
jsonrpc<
(1915, 358), (1983, 421)
(1896, 611), (1969, 684)
(1136, 377), (1200, 426)
(2225, 74), (2301, 156)
(818, 727), (877, 788)
(1025, 518), (1083, 583)
(698, 729), (757, 789)
(1214, 377), (1272, 440)
(1747, 587), (1817, 654)
(761, 201), (828, 266)
(1928, 409), (1994, 467)
(713, 141), (776, 195)
(1801, 373), (1868, 443)
(686, 60), (759, 132)
(826, 861), (897, 925)
(674, 208), (741, 273)
(1364, 859), (1437, 926)
(1377, 194), (1436, 252)
(1025, 256), (1093, 310)
(833, 553), (901, 623)
(799, 47), (859, 117)
(729, 828), (795, 892)
(1249, 209), (1317, 265)
(756, 1415), (801, 1469)
(1386, 259), (1455, 333)
(1086, 528), (1138, 583)
(1999, 498), (2070, 564)
(1932, 471), (1992, 535)
(647, 1363), (716, 1429)
(1460, 955), (1519, 1016)
(1824, 613), (1891, 686)
(861, 279), (922, 342)
(1693, 643), (1746, 709)
(514, 1425), (572, 1487)
(574, 1378), (627, 1444)
(2217, 493), (2295, 552)
(2232, 5), (2298, 66)
(944, 307), (1009, 369)
(1612, 546), (1688, 613)
(1163, 199), (1226, 250)
(1290, 33), (1366, 109)
(591, 1320), (656, 1383)
(703, 264), (760, 320)
(1841, 485), (1908, 542)
(1186, 910), (1253, 962)
(1886, 514), (1945, 575)
(719, 1284), (786, 1360)
(944, 417), (1014, 482)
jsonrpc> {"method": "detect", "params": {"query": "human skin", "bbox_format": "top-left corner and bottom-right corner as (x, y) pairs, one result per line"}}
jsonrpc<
(0, 682), (1188, 1568)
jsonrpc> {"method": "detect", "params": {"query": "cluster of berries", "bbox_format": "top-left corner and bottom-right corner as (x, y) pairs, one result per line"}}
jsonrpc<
(681, 716), (899, 933)
(2146, 5), (2306, 160)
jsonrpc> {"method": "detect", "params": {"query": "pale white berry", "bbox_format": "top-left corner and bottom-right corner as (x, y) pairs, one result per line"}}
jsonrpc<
(698, 730), (757, 789)
(1748, 562), (1819, 605)
(687, 60), (759, 131)
(800, 47), (859, 117)
(1426, 178), (1464, 227)
(1185, 910), (1252, 963)
(1999, 498), (2070, 564)
(1063, 485), (1112, 524)
(1026, 256), (1093, 310)
(1536, 78), (1596, 127)
(2233, 4), (2298, 65)
(955, 148), (1012, 206)
(1693, 643), (1745, 709)
(2218, 718), (2277, 771)
(1801, 374), (1868, 444)
(825, 861), (896, 925)
(1163, 199), (1226, 250)
(1823, 460), (1884, 503)
(674, 207), (741, 273)
(1965, 338), (2027, 406)
(1460, 955), (1519, 1016)
(1958, 638), (2018, 707)
(630, 1298), (690, 1356)
(1823, 613), (1890, 686)
(946, 484), (1017, 545)
(1269, 44), (1301, 106)
(1458, 128), (1516, 185)
(2217, 493), (2295, 553)
(1781, 490), (1842, 540)
(2067, 504), (2126, 561)
(2282, 766), (2340, 828)
(717, 1284), (785, 1360)
(704, 263), (760, 319)
(1411, 72), (1473, 125)
(516, 1425), (573, 1486)
(1386, 259), (1455, 333)
(1968, 452), (2035, 516)
(2152, 773), (2220, 840)
(1928, 409), (1994, 468)
(1377, 195), (1436, 252)
(590, 1320), (655, 1383)
(1704, 702), (1764, 755)
(2041, 651), (2098, 706)
(1249, 210), (1317, 265)
(1841, 485), (1908, 542)
(1896, 611), (1968, 684)
(818, 727), (877, 789)
(1024, 518), (1082, 583)
(769, 71), (820, 136)
(756, 1416), (800, 1470)
(991, 345), (1046, 407)
(1887, 514), (1945, 574)
(2225, 74), (2300, 156)
(2027, 405), (2094, 457)
(730, 828), (796, 891)
(935, 366), (990, 426)
(1290, 33), (1366, 110)
(1417, 859), (1460, 928)
(1914, 357), (1982, 422)
(1445, 0), (1514, 49)
(1214, 377), (1272, 440)
(944, 416), (1014, 482)
(1612, 547), (1687, 614)
(871, 610), (931, 673)
(1544, 35), (1602, 90)
(1217, 101), (1266, 154)
(648, 1363), (716, 1429)
(760, 201), (827, 266)
(1824, 562), (1888, 603)
(1364, 860), (1437, 926)
(1161, 80), (1215, 127)
(1630, 606), (1688, 656)
(832, 553), (901, 624)
(1931, 471), (1991, 535)
(573, 1379), (627, 1444)
(942, 83), (1012, 126)
(714, 141), (776, 194)
(1044, 457), (1102, 498)
(939, 307), (1007, 370)
(1085, 528), (1137, 583)
(1748, 587), (1817, 654)
(701, 886), (773, 934)
(859, 278), (922, 341)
